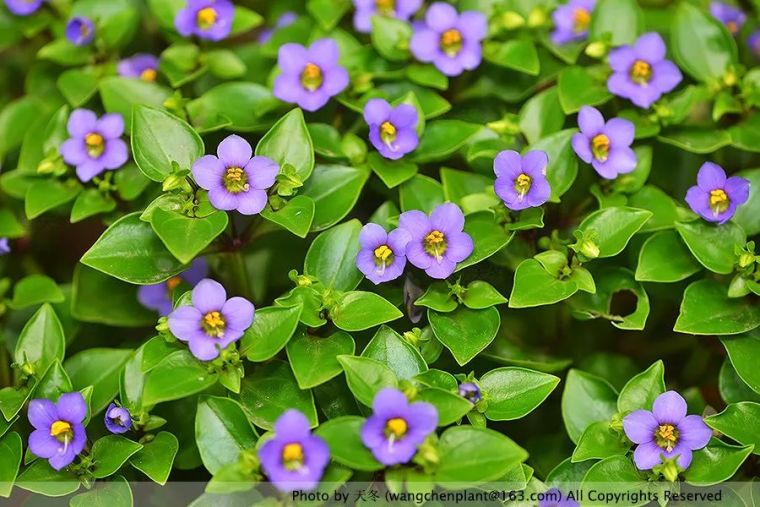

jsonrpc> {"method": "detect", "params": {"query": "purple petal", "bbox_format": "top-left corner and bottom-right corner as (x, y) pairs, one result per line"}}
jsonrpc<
(398, 210), (430, 237)
(604, 117), (635, 146)
(633, 440), (663, 470)
(273, 74), (304, 104)
(651, 60), (683, 94)
(322, 67), (350, 96)
(457, 11), (488, 41)
(634, 32), (666, 62)
(192, 155), (225, 190)
(426, 2), (458, 31)
(522, 150), (549, 176)
(425, 257), (456, 279)
(572, 133), (593, 164)
(406, 240), (433, 269)
(96, 114), (124, 138)
(28, 430), (60, 459)
(724, 176), (751, 205)
(360, 223), (388, 249)
(217, 135), (252, 168)
(278, 43), (309, 74)
(236, 189), (268, 215)
(697, 162), (727, 191)
(275, 409), (312, 438)
(76, 160), (105, 182)
(652, 391), (687, 424)
(56, 392), (87, 423)
(168, 305), (203, 342)
(221, 296), (254, 331)
(388, 227), (412, 253)
(623, 409), (658, 444)
(138, 284), (172, 315)
(60, 139), (88, 165)
(184, 258), (209, 285)
(430, 202), (465, 233)
(604, 147), (638, 176)
(410, 29), (440, 62)
(27, 399), (58, 430)
(101, 139), (129, 170)
(192, 279), (227, 314)
(364, 99), (392, 126)
(404, 401), (438, 442)
(308, 39), (341, 68)
(494, 150), (523, 179)
(361, 414), (388, 449)
(444, 231), (473, 263)
(209, 186), (240, 211)
(297, 89), (331, 112)
(608, 47), (636, 73)
(578, 106), (605, 136)
(188, 337), (221, 361)
(246, 156), (279, 190)
(526, 176), (551, 206)
(390, 104), (418, 129)
(678, 415), (713, 450)
(68, 109), (98, 138)
(685, 186), (711, 219)
(353, 8), (373, 33)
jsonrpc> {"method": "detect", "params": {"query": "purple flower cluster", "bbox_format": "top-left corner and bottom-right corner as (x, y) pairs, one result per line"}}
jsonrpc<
(410, 2), (487, 76)
(274, 39), (349, 112)
(117, 54), (159, 81)
(353, 0), (423, 33)
(572, 106), (637, 179)
(104, 403), (132, 434)
(551, 0), (596, 45)
(167, 278), (254, 361)
(361, 388), (437, 465)
(356, 223), (411, 284)
(494, 150), (551, 211)
(259, 410), (330, 492)
(27, 392), (87, 470)
(65, 16), (95, 46)
(363, 98), (419, 160)
(138, 258), (208, 316)
(623, 391), (712, 471)
(60, 109), (129, 182)
(192, 135), (279, 216)
(685, 162), (750, 224)
(5, 0), (44, 16)
(710, 2), (745, 36)
(175, 0), (234, 41)
(607, 33), (682, 109)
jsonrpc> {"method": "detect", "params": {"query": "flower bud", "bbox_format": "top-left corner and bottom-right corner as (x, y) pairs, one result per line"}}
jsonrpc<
(501, 11), (525, 30)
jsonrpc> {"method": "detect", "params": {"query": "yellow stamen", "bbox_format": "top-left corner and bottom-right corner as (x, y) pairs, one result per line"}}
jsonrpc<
(204, 311), (224, 328)
(380, 121), (397, 146)
(196, 7), (218, 29)
(386, 417), (407, 437)
(223, 166), (249, 194)
(301, 63), (323, 91)
(282, 442), (304, 463)
(85, 133), (105, 158)
(726, 21), (738, 35)
(656, 424), (678, 452)
(425, 230), (444, 244)
(374, 245), (393, 262)
(166, 276), (182, 291)
(375, 0), (395, 13)
(591, 134), (610, 162)
(515, 173), (532, 197)
(630, 60), (652, 84)
(50, 420), (72, 438)
(440, 29), (463, 56)
(709, 188), (729, 215)
(202, 311), (226, 337)
(140, 68), (157, 81)
(573, 8), (590, 31)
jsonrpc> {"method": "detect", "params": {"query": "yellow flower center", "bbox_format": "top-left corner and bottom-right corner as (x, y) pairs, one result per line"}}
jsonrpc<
(375, 0), (395, 14)
(386, 417), (408, 438)
(573, 8), (590, 31)
(514, 173), (532, 197)
(223, 166), (249, 194)
(380, 121), (397, 146)
(655, 423), (679, 452)
(440, 29), (463, 56)
(726, 21), (738, 35)
(166, 276), (182, 291)
(196, 7), (218, 29)
(282, 442), (304, 469)
(709, 189), (729, 215)
(424, 230), (447, 260)
(85, 132), (105, 158)
(630, 60), (652, 85)
(591, 134), (610, 162)
(140, 68), (157, 81)
(202, 311), (226, 337)
(50, 420), (72, 438)
(301, 63), (324, 92)
(374, 244), (393, 262)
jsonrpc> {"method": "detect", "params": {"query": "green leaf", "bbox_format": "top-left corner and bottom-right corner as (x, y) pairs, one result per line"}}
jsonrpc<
(371, 15), (412, 61)
(483, 39), (540, 75)
(261, 195), (315, 238)
(414, 387), (473, 426)
(412, 121), (481, 163)
(131, 105), (204, 182)
(581, 455), (644, 497)
(99, 77), (172, 131)
(719, 359), (760, 404)
(287, 330), (355, 389)
(0, 208), (25, 238)
(572, 421), (630, 462)
(16, 459), (80, 497)
(617, 360), (665, 414)
(314, 416), (383, 472)
(456, 211), (514, 271)
(187, 82), (279, 133)
(302, 164), (370, 231)
(308, 123), (345, 159)
(142, 350), (218, 406)
(81, 212), (186, 284)
(732, 168), (760, 235)
(705, 402), (760, 453)
(237, 361), (317, 430)
(70, 476), (132, 507)
(399, 174), (444, 213)
(558, 67), (612, 114)
(683, 441), (754, 486)
(196, 396), (258, 474)
(562, 369), (618, 444)
(304, 219), (362, 291)
(406, 64), (448, 91)
(568, 267), (649, 330)
(531, 129), (579, 201)
(675, 221), (745, 275)
(34, 360), (74, 402)
(150, 208), (228, 264)
(675, 279), (760, 335)
(65, 348), (132, 414)
(256, 108), (314, 181)
(670, 2), (738, 83)
(130, 431), (178, 485)
(332, 291), (403, 332)
(721, 334), (760, 394)
(362, 326), (427, 380)
(509, 259), (585, 308)
(480, 367), (559, 421)
(461, 281), (508, 309)
(25, 178), (82, 219)
(429, 306), (500, 366)
(10, 274), (64, 309)
(90, 435), (142, 479)
(519, 87), (565, 145)
(658, 127), (732, 154)
(70, 188), (117, 223)
(577, 207), (652, 258)
(14, 303), (65, 376)
(204, 49), (246, 79)
(337, 355), (398, 406)
(589, 0), (644, 45)
(0, 432), (22, 498)
(72, 265), (156, 327)
(240, 305), (302, 362)
(367, 152), (418, 188)
(635, 230), (702, 282)
(57, 67), (100, 107)
(415, 282), (457, 312)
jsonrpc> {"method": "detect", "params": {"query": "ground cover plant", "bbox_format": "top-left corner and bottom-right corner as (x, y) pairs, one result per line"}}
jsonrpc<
(0, 0), (759, 505)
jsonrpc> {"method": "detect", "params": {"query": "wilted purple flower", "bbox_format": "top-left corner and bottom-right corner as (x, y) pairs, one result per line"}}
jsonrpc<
(0, 238), (9, 255)
(494, 150), (551, 211)
(364, 99), (419, 160)
(175, 0), (233, 41)
(28, 392), (87, 471)
(539, 489), (579, 507)
(710, 2), (745, 36)
(5, 0), (44, 16)
(356, 223), (411, 284)
(138, 258), (208, 316)
(117, 54), (159, 81)
(458, 382), (482, 403)
(623, 391), (712, 471)
(551, 0), (596, 45)
(259, 11), (297, 43)
(104, 403), (132, 434)
(167, 278), (254, 361)
(65, 16), (95, 46)
(685, 162), (750, 224)
(748, 30), (760, 58)
(571, 106), (636, 179)
(273, 39), (349, 112)
(353, 0), (423, 33)
(409, 2), (487, 76)
(192, 135), (279, 215)
(607, 32), (683, 109)
(361, 388), (437, 465)
(60, 109), (128, 182)
(399, 203), (474, 279)
(258, 410), (330, 493)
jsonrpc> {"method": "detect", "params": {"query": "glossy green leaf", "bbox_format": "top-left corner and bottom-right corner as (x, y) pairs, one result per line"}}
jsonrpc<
(14, 303), (65, 376)
(675, 279), (760, 335)
(429, 306), (500, 366)
(91, 435), (143, 479)
(337, 355), (398, 406)
(304, 219), (362, 291)
(314, 416), (383, 472)
(562, 369), (618, 444)
(130, 431), (178, 485)
(675, 221), (745, 275)
(362, 326), (427, 380)
(240, 305), (302, 362)
(635, 230), (702, 282)
(577, 207), (652, 258)
(287, 330), (355, 389)
(151, 208), (228, 264)
(195, 396), (258, 474)
(617, 360), (665, 414)
(480, 367), (560, 421)
(331, 291), (403, 332)
(255, 108), (314, 180)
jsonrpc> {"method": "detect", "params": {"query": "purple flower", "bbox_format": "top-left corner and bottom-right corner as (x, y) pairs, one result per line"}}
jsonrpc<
(27, 392), (87, 471)
(167, 278), (254, 361)
(192, 135), (279, 216)
(748, 30), (760, 58)
(361, 388), (437, 465)
(623, 391), (712, 471)
(175, 0), (234, 41)
(539, 489), (579, 507)
(571, 106), (636, 179)
(104, 403), (132, 434)
(494, 150), (551, 211)
(353, 0), (423, 33)
(259, 11), (297, 43)
(607, 32), (683, 109)
(685, 162), (750, 224)
(60, 109), (128, 182)
(364, 99), (419, 160)
(710, 2), (745, 36)
(356, 223), (411, 284)
(0, 238), (9, 255)
(117, 54), (159, 81)
(399, 203), (474, 279)
(5, 0), (44, 16)
(65, 16), (95, 46)
(458, 382), (482, 403)
(551, 0), (596, 45)
(258, 410), (330, 493)
(273, 39), (349, 112)
(409, 2), (488, 76)
(138, 258), (208, 316)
